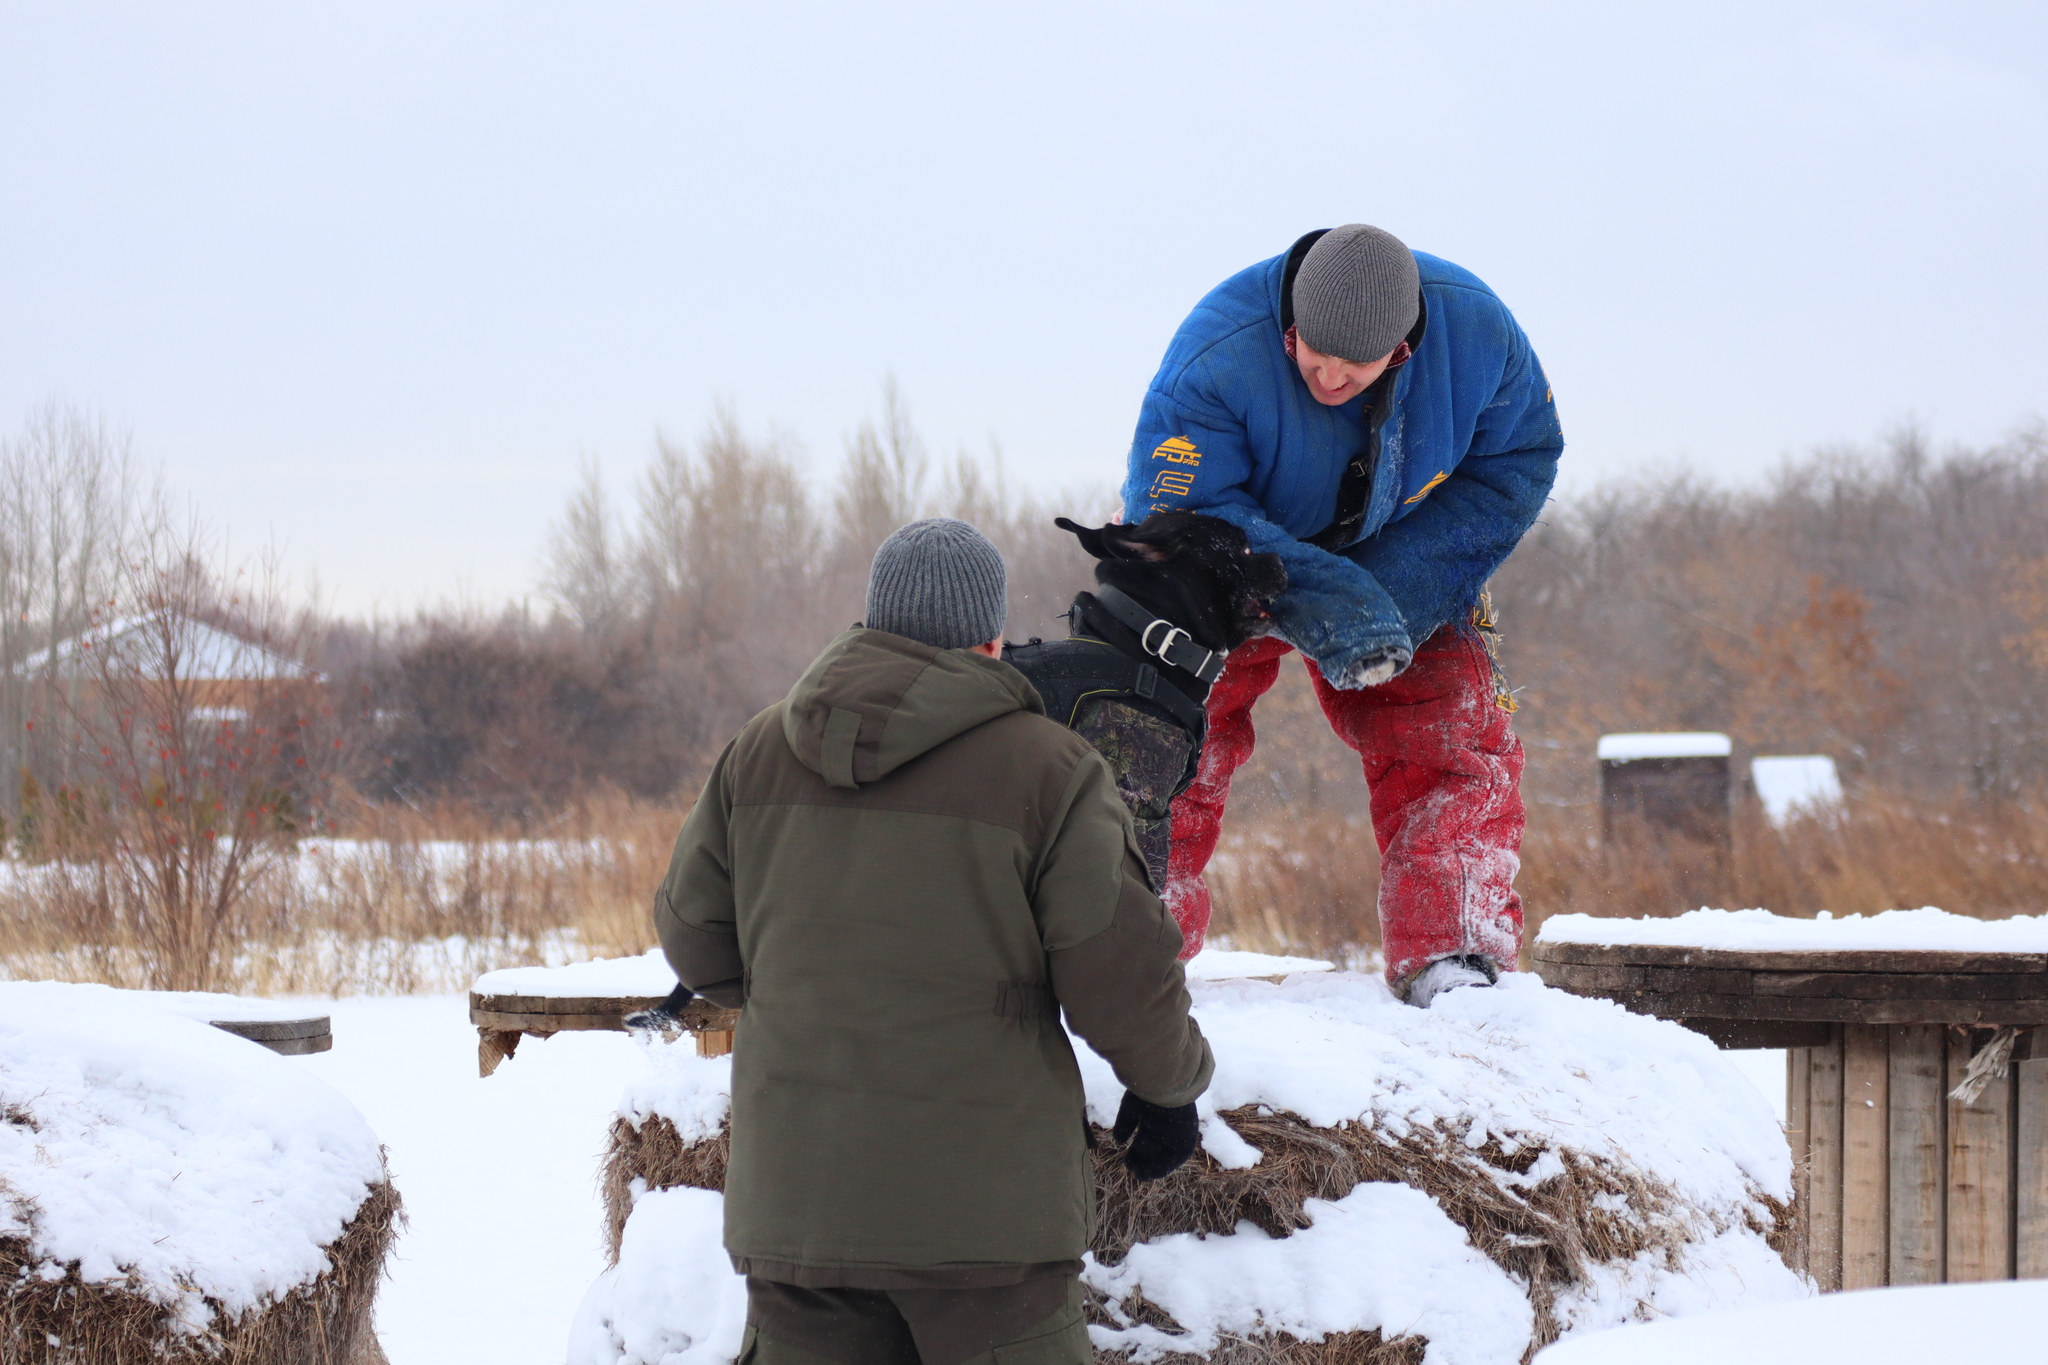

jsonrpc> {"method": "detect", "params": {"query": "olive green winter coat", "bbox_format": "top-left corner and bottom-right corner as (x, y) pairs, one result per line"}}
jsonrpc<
(655, 627), (1213, 1288)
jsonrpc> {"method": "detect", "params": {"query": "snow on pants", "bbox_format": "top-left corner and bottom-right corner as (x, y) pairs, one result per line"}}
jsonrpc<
(1164, 622), (1526, 985)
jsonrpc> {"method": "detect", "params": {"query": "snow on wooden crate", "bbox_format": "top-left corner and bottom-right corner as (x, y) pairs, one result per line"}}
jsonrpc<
(570, 967), (1806, 1365)
(0, 982), (396, 1365)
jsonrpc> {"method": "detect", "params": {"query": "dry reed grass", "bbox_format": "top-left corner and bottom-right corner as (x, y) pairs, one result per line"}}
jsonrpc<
(599, 1103), (1792, 1364)
(0, 1176), (400, 1365)
(0, 794), (677, 995)
(1204, 661), (2048, 964)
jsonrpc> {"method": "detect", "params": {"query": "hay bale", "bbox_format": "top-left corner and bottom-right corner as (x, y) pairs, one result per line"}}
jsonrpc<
(579, 970), (1808, 1365)
(1, 984), (401, 1364)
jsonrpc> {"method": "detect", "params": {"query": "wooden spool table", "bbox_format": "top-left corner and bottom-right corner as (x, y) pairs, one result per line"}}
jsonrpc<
(206, 1015), (333, 1055)
(469, 951), (741, 1076)
(1532, 934), (2048, 1288)
(106, 989), (334, 1056)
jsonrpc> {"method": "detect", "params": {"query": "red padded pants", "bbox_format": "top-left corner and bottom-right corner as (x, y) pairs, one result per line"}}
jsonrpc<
(1164, 624), (1526, 984)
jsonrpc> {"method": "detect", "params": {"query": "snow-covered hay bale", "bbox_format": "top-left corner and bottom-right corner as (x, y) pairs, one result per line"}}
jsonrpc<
(0, 983), (399, 1365)
(583, 972), (1807, 1365)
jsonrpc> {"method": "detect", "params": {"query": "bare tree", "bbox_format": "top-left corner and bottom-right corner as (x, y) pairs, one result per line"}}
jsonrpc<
(0, 400), (155, 819)
(543, 455), (627, 633)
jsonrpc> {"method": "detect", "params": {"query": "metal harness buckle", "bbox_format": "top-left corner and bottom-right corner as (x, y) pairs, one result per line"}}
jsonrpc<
(1141, 619), (1190, 661)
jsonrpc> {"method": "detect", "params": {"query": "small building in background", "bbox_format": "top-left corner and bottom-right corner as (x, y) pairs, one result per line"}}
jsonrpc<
(1596, 731), (1734, 909)
(1596, 732), (1733, 843)
(18, 611), (316, 723)
(1749, 753), (1844, 826)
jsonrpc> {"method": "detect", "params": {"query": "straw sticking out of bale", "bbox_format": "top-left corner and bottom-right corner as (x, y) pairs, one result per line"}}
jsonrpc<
(600, 1107), (1792, 1359)
(1, 1177), (401, 1365)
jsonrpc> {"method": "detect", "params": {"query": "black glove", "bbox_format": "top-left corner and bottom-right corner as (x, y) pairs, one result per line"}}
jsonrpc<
(623, 981), (694, 1031)
(1113, 1090), (1200, 1181)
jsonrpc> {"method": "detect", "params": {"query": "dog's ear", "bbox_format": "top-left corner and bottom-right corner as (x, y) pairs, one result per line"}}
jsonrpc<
(1053, 516), (1108, 561)
(1055, 517), (1166, 563)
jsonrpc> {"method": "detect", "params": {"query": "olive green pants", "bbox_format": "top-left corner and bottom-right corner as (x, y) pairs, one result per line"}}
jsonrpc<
(740, 1275), (1092, 1365)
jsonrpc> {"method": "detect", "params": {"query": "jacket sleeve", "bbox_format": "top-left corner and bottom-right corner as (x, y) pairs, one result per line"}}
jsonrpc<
(1347, 328), (1563, 644)
(1033, 752), (1214, 1108)
(653, 739), (747, 1009)
(1123, 353), (1413, 676)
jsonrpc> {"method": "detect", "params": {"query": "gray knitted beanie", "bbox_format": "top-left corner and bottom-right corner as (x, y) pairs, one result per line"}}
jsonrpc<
(1291, 224), (1421, 364)
(864, 518), (1008, 650)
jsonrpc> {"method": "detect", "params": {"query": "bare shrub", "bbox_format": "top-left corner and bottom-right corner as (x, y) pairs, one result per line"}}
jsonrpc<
(15, 519), (341, 992)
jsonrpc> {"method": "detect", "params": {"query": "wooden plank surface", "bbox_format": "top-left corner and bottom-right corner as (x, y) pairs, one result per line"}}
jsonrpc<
(1888, 1024), (1947, 1284)
(1568, 990), (2048, 1028)
(1947, 1031), (2015, 1282)
(469, 1009), (639, 1033)
(2017, 1056), (2048, 1279)
(1841, 1024), (1890, 1288)
(1808, 1030), (1845, 1290)
(1681, 1017), (1834, 1049)
(1538, 963), (2048, 1004)
(209, 1016), (331, 1042)
(1788, 1044), (1813, 1275)
(470, 992), (670, 1015)
(1531, 941), (2048, 975)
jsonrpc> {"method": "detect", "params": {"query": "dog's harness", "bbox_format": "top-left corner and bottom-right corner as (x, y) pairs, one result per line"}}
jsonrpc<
(1002, 591), (1220, 808)
(1085, 585), (1228, 684)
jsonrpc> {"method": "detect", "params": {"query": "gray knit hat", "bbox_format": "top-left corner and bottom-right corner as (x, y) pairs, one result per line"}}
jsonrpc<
(1291, 224), (1421, 364)
(864, 518), (1008, 650)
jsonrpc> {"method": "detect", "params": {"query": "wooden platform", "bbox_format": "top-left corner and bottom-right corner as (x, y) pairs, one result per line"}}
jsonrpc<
(208, 1015), (333, 1056)
(469, 989), (740, 1075)
(1532, 940), (2048, 1039)
(1531, 936), (2048, 1287)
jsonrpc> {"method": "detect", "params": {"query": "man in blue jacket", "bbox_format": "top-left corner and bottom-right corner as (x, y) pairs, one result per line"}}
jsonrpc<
(1121, 224), (1562, 1005)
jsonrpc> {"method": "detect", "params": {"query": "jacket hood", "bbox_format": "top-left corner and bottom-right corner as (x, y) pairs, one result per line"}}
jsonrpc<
(781, 628), (1044, 788)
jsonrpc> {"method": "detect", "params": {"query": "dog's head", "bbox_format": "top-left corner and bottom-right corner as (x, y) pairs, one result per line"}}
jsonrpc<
(1055, 511), (1288, 652)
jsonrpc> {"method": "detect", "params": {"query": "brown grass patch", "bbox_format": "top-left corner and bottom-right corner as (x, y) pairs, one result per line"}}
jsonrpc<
(0, 1175), (400, 1364)
(600, 1105), (1792, 1364)
(0, 794), (675, 995)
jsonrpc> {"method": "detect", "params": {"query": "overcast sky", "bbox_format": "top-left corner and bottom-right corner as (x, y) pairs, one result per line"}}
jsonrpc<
(4, 2), (2044, 615)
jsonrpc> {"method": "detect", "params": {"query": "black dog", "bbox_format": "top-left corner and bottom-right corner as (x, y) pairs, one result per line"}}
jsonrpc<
(1004, 511), (1287, 889)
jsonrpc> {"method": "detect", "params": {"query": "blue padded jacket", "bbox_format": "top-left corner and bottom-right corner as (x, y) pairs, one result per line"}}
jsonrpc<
(1120, 240), (1562, 679)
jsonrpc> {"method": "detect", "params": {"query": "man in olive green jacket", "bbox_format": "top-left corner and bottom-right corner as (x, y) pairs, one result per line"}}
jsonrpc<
(655, 518), (1214, 1365)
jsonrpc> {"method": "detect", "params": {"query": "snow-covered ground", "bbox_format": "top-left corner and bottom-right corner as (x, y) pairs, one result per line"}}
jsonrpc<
(1534, 1279), (2047, 1364)
(4, 975), (1803, 1365)
(293, 995), (1791, 1364)
(298, 997), (648, 1365)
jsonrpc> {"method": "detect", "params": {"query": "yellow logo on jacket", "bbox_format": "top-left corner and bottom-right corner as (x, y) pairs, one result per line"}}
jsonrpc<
(1153, 436), (1201, 466)
(1404, 470), (1450, 505)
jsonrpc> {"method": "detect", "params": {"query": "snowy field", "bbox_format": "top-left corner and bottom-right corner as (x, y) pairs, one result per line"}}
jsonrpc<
(7, 987), (1792, 1363)
(312, 999), (1788, 1364)
(280, 996), (1789, 1363)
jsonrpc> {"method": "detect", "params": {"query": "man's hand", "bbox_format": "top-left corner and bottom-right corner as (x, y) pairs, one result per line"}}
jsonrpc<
(1325, 642), (1412, 690)
(1113, 1090), (1201, 1180)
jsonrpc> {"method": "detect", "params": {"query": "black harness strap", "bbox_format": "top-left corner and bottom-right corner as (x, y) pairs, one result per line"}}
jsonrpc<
(1088, 585), (1227, 684)
(1003, 636), (1207, 736)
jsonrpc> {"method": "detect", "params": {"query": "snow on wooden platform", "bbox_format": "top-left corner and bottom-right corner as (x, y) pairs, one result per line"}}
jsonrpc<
(1541, 906), (2048, 954)
(473, 946), (1333, 1000)
(0, 981), (386, 1324)
(575, 971), (1806, 1365)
